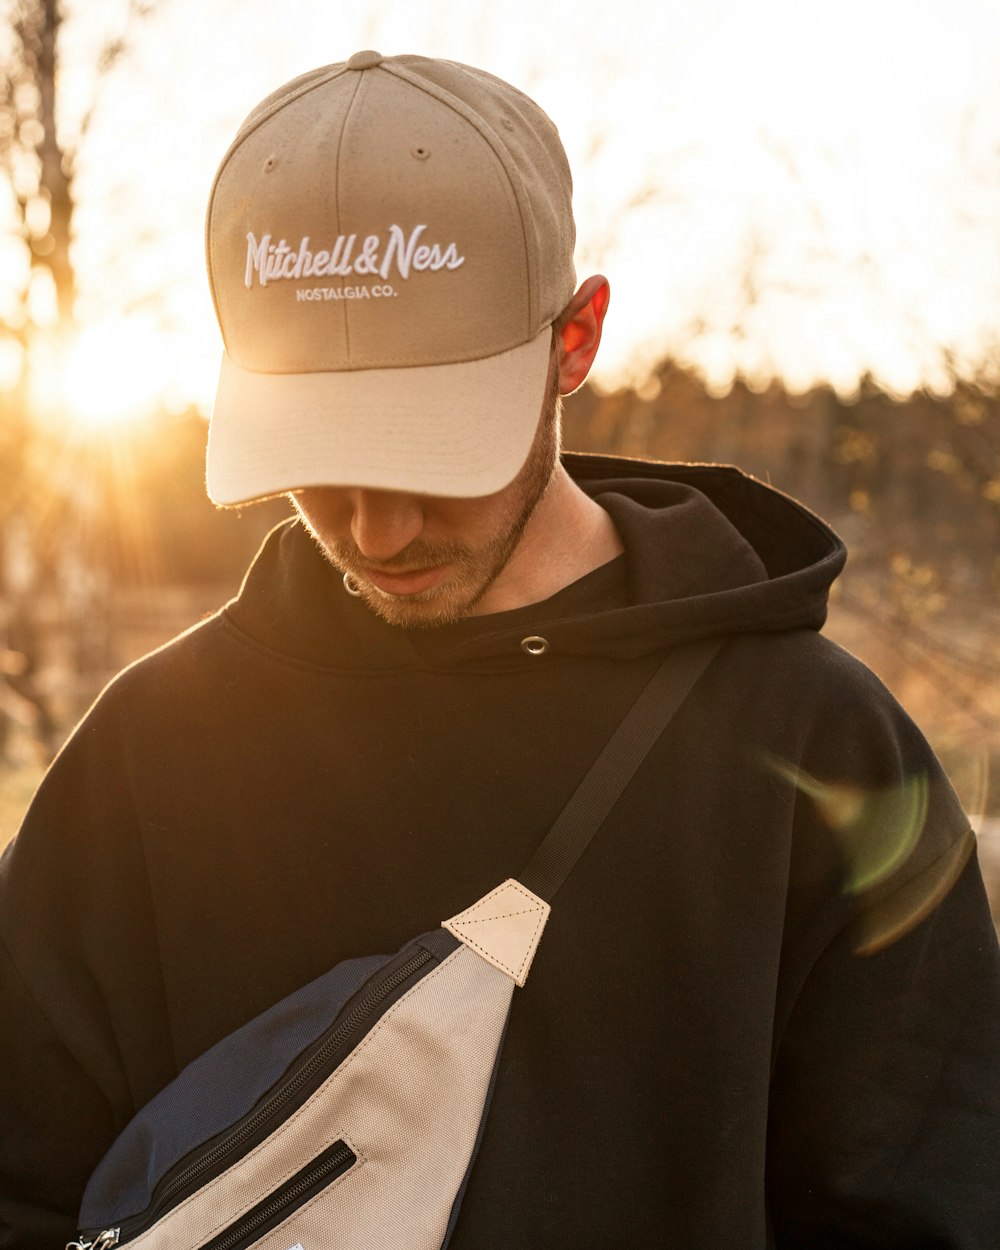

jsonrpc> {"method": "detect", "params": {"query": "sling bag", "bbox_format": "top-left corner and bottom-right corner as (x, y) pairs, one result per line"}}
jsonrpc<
(69, 637), (723, 1250)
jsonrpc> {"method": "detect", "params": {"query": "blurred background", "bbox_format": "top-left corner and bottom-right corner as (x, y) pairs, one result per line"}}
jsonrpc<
(0, 0), (997, 925)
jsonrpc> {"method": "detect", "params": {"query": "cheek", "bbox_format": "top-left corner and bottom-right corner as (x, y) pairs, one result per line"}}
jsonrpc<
(292, 490), (350, 539)
(433, 479), (529, 535)
(434, 503), (509, 554)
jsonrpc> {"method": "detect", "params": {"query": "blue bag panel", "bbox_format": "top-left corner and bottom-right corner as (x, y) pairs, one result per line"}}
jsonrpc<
(81, 930), (455, 1229)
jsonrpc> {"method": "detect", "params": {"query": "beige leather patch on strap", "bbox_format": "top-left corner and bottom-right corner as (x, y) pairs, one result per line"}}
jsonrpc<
(443, 879), (551, 987)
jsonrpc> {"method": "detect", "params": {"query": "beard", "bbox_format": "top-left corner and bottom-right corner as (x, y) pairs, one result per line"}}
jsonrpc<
(320, 375), (561, 629)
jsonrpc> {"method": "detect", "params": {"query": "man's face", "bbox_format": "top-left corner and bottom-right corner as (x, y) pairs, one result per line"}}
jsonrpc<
(291, 371), (560, 628)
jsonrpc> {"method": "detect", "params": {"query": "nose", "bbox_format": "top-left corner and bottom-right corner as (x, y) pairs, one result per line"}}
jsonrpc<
(349, 489), (425, 562)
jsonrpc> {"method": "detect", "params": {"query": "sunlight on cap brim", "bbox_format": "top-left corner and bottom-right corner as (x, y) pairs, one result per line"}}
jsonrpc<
(206, 329), (552, 506)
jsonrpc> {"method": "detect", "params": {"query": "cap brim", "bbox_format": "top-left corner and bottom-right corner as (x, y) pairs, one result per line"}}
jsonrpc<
(206, 328), (552, 506)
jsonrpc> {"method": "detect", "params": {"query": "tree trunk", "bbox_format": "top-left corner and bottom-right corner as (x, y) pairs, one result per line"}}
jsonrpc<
(34, 0), (74, 326)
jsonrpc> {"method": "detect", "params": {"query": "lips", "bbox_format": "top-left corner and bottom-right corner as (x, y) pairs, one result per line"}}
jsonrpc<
(361, 565), (449, 596)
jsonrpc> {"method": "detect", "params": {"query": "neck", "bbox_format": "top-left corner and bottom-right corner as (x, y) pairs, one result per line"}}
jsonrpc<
(469, 465), (624, 616)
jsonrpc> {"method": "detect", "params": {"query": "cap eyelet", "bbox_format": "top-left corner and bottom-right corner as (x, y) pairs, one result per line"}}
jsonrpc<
(263, 155), (277, 172)
(343, 573), (363, 597)
(499, 114), (515, 131)
(411, 144), (431, 160)
(520, 636), (549, 657)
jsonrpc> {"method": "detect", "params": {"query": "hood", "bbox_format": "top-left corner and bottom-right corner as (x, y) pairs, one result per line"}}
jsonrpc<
(222, 452), (847, 670)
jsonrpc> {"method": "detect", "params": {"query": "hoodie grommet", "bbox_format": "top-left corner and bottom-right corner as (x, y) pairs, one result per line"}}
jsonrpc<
(520, 636), (549, 657)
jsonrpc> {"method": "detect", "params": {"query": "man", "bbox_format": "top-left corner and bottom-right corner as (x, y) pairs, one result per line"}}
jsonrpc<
(1, 51), (998, 1249)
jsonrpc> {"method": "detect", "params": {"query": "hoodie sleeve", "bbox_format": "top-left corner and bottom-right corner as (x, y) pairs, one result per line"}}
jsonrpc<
(764, 650), (1000, 1248)
(0, 687), (177, 1249)
(0, 935), (116, 1248)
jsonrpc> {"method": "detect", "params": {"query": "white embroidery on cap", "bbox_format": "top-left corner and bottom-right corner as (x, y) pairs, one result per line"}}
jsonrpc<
(244, 225), (464, 290)
(295, 285), (398, 301)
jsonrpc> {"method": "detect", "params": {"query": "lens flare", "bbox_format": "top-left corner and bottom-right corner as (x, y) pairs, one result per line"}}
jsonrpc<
(765, 755), (929, 893)
(761, 754), (976, 954)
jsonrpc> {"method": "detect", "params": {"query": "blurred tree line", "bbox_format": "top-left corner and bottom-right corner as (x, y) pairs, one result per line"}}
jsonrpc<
(570, 368), (1000, 769)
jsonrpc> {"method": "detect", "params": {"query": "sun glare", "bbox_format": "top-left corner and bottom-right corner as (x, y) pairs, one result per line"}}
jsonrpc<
(28, 318), (168, 436)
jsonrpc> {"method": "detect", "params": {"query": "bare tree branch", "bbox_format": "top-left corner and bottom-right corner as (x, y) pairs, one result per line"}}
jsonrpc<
(76, 0), (161, 146)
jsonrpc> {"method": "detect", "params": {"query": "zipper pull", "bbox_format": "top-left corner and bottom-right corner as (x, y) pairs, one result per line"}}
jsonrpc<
(66, 1229), (120, 1250)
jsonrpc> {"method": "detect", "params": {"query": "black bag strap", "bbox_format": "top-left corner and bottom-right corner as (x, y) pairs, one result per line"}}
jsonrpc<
(518, 637), (724, 903)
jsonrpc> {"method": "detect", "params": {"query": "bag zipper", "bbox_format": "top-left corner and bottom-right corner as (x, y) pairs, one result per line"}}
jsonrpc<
(67, 1233), (120, 1250)
(74, 945), (432, 1247)
(202, 1139), (356, 1250)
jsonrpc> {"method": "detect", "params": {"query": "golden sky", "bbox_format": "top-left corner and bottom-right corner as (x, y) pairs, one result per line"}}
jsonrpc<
(9, 0), (1000, 429)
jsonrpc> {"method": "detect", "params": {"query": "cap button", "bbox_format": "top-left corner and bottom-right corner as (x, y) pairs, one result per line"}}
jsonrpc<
(347, 49), (384, 70)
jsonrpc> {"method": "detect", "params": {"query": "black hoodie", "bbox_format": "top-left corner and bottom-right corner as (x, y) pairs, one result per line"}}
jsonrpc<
(2, 454), (998, 1248)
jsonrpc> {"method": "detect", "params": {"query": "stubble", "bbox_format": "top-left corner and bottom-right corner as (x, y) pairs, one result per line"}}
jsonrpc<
(324, 378), (560, 629)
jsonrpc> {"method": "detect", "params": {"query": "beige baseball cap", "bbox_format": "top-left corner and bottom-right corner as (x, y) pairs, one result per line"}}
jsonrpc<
(205, 51), (577, 505)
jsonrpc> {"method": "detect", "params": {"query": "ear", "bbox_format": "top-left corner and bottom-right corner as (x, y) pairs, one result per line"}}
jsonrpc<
(555, 275), (610, 396)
